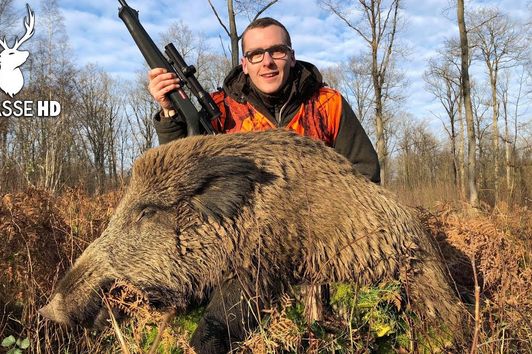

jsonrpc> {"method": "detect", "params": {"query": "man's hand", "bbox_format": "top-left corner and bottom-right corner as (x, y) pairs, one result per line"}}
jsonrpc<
(148, 68), (181, 116)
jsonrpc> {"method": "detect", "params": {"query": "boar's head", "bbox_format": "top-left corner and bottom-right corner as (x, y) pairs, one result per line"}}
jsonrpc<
(39, 135), (276, 327)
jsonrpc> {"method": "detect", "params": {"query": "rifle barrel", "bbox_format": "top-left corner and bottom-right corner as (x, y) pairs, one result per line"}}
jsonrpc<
(118, 0), (202, 135)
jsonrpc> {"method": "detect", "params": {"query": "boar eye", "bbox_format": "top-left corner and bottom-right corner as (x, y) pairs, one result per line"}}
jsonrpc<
(136, 207), (157, 223)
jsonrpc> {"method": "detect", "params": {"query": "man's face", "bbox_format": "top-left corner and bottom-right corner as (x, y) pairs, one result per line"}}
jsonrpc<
(241, 25), (296, 94)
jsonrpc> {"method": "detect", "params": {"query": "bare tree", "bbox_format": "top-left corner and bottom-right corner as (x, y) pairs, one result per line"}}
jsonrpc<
(0, 0), (77, 193)
(395, 116), (444, 189)
(321, 0), (402, 185)
(37, 0), (76, 192)
(424, 54), (461, 190)
(159, 20), (207, 67)
(73, 65), (121, 193)
(343, 55), (375, 130)
(0, 0), (16, 34)
(0, 117), (8, 176)
(320, 65), (343, 92)
(199, 52), (232, 92)
(455, 90), (467, 198)
(126, 72), (159, 154)
(159, 21), (231, 93)
(0, 1), (13, 176)
(457, 0), (479, 207)
(469, 7), (525, 206)
(471, 81), (492, 194)
(447, 38), (468, 200)
(30, 0), (75, 92)
(499, 70), (513, 201)
(208, 0), (278, 67)
(499, 66), (529, 204)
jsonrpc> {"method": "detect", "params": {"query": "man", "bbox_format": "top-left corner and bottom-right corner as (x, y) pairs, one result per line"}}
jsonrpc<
(148, 17), (380, 353)
(148, 17), (380, 183)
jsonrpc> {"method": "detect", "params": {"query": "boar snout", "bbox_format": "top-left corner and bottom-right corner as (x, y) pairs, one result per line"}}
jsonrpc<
(39, 293), (71, 326)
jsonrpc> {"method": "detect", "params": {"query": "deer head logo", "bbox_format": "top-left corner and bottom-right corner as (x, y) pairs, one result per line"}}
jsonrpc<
(0, 4), (35, 98)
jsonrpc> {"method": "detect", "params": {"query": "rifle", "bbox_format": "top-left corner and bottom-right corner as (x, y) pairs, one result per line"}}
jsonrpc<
(118, 0), (219, 136)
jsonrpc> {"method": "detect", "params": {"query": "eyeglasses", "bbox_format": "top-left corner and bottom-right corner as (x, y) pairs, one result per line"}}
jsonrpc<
(244, 44), (293, 64)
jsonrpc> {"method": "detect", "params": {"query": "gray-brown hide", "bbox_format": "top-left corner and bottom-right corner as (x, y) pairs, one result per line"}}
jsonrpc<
(40, 129), (461, 331)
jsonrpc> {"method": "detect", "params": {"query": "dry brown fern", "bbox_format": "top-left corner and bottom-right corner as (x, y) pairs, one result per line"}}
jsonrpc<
(421, 204), (532, 352)
(238, 294), (302, 353)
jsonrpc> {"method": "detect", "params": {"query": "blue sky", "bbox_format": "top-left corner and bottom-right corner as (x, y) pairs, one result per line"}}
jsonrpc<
(7, 0), (532, 133)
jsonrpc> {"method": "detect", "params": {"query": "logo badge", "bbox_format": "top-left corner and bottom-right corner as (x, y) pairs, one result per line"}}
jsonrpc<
(0, 4), (35, 98)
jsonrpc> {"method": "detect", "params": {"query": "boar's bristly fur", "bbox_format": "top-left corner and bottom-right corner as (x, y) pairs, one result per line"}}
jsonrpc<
(41, 129), (463, 349)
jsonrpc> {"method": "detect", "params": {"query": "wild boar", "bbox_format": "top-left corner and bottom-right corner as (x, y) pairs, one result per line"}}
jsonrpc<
(40, 129), (462, 352)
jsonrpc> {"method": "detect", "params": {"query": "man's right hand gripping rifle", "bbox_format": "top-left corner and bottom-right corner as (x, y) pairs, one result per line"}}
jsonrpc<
(148, 68), (182, 119)
(118, 0), (219, 137)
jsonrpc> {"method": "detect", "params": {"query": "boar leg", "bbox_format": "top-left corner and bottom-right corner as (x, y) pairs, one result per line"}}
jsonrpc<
(190, 279), (260, 354)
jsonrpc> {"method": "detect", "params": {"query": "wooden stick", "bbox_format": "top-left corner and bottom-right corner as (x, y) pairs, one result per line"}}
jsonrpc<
(148, 309), (176, 354)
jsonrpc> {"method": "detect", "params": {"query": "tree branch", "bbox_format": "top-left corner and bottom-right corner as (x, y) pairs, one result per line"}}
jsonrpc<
(324, 0), (371, 44)
(251, 0), (278, 22)
(208, 0), (231, 37)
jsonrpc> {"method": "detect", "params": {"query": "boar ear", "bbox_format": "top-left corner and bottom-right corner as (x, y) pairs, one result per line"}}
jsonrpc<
(189, 156), (276, 221)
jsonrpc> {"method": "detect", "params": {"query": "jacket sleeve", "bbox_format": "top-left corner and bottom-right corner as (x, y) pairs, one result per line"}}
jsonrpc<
(333, 96), (381, 184)
(154, 90), (225, 145)
(153, 111), (187, 145)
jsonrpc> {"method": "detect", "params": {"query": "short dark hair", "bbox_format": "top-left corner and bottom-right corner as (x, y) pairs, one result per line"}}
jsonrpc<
(241, 17), (292, 54)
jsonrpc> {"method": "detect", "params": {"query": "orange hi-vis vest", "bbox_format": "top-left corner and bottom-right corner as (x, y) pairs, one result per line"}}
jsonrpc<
(211, 87), (343, 146)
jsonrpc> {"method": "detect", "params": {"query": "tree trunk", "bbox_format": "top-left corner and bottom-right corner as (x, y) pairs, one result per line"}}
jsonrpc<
(374, 85), (386, 185)
(457, 93), (467, 199)
(371, 9), (387, 186)
(0, 118), (7, 167)
(489, 67), (500, 205)
(450, 111), (458, 188)
(227, 0), (239, 67)
(457, 0), (479, 207)
(502, 88), (513, 203)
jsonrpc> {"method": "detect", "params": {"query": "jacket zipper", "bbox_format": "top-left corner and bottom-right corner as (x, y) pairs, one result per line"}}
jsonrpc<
(276, 100), (290, 126)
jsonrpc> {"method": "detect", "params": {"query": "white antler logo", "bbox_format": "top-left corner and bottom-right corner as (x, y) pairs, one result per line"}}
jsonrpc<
(0, 4), (35, 98)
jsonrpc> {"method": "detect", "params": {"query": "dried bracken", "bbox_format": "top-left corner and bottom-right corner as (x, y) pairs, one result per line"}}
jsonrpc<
(421, 203), (532, 352)
(239, 295), (301, 353)
(0, 188), (121, 353)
